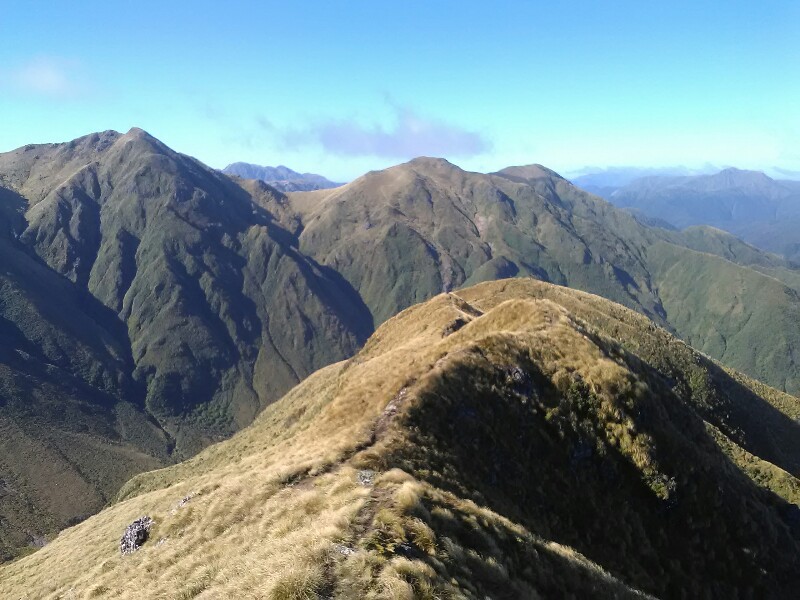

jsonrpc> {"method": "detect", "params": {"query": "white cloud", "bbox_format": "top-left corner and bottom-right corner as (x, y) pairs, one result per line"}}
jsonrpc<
(9, 56), (86, 98)
(247, 105), (492, 159)
(311, 106), (491, 158)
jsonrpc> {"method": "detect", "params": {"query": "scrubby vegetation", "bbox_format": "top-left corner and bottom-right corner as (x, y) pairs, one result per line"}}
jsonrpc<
(2, 279), (797, 598)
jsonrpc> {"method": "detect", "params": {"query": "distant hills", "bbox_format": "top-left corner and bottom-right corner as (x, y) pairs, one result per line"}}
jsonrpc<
(3, 280), (798, 597)
(582, 167), (800, 261)
(570, 165), (716, 198)
(3, 129), (800, 560)
(222, 162), (341, 192)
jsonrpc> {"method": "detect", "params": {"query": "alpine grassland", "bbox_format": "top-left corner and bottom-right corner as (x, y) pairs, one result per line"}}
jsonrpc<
(2, 279), (797, 598)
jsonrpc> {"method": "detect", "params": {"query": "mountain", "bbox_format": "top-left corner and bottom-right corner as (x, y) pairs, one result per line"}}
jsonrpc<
(4, 129), (800, 561)
(291, 158), (671, 326)
(603, 168), (800, 261)
(0, 129), (371, 558)
(0, 129), (370, 447)
(0, 212), (173, 560)
(2, 279), (797, 598)
(569, 166), (714, 197)
(222, 162), (342, 192)
(288, 158), (800, 394)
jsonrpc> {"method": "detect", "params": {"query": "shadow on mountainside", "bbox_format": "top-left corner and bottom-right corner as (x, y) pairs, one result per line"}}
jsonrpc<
(380, 331), (800, 598)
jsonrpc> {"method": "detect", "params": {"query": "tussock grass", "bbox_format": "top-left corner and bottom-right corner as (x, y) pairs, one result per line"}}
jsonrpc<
(2, 279), (799, 598)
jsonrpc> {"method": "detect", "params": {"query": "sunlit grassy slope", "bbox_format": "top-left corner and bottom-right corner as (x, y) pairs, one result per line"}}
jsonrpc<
(2, 279), (798, 598)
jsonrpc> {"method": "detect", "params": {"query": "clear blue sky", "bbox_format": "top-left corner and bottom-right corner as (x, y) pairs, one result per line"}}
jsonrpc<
(1, 1), (798, 180)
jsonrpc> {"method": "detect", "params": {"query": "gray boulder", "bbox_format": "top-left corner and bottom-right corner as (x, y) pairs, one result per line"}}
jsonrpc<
(120, 516), (154, 555)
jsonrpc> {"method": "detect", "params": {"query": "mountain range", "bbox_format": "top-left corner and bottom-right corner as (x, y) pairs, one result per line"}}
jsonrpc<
(1, 128), (800, 591)
(222, 162), (341, 192)
(570, 166), (718, 198)
(585, 168), (800, 261)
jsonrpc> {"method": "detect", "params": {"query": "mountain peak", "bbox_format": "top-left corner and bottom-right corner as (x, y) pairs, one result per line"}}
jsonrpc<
(222, 162), (340, 191)
(106, 127), (181, 164)
(714, 166), (772, 181)
(694, 167), (783, 195)
(121, 126), (156, 141)
(493, 164), (566, 183)
(405, 156), (459, 171)
(117, 126), (164, 147)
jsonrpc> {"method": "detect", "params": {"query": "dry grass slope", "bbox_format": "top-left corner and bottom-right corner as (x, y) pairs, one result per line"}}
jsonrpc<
(1, 279), (798, 598)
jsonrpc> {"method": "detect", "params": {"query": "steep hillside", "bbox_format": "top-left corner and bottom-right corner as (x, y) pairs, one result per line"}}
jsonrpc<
(222, 162), (341, 192)
(2, 280), (797, 598)
(646, 242), (800, 393)
(0, 129), (370, 451)
(289, 158), (800, 395)
(605, 168), (800, 260)
(0, 130), (371, 557)
(0, 196), (172, 560)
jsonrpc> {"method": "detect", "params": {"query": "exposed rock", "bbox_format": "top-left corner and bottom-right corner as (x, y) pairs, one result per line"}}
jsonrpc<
(506, 366), (536, 400)
(357, 470), (375, 487)
(394, 542), (416, 558)
(24, 530), (48, 549)
(333, 543), (356, 556)
(374, 387), (409, 437)
(0, 478), (14, 496)
(120, 516), (154, 555)
(171, 492), (195, 514)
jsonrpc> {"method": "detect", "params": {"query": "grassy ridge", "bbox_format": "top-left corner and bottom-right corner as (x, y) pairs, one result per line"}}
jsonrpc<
(2, 279), (797, 598)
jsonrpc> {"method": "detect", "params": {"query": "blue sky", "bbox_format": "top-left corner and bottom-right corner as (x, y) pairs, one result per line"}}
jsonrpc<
(1, 1), (798, 181)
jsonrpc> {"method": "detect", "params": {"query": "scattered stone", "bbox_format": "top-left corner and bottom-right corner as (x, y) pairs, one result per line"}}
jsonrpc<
(156, 537), (169, 546)
(0, 478), (15, 495)
(171, 492), (195, 514)
(120, 516), (154, 555)
(357, 470), (375, 486)
(333, 543), (357, 556)
(394, 542), (415, 557)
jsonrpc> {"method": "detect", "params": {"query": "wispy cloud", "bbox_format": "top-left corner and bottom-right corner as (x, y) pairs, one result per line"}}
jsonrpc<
(313, 107), (490, 158)
(9, 56), (88, 98)
(773, 167), (800, 179)
(247, 105), (491, 159)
